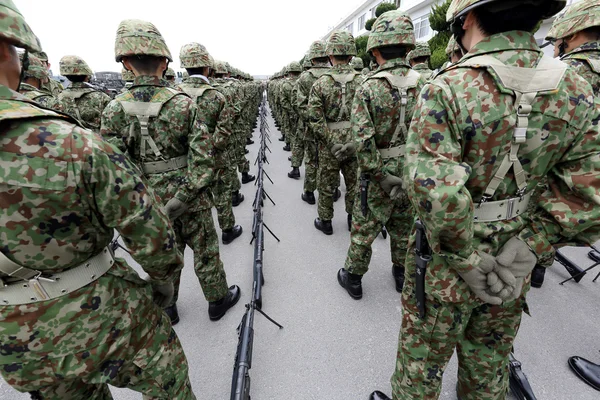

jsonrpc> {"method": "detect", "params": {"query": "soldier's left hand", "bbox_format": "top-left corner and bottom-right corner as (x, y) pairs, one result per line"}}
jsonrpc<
(164, 198), (189, 220)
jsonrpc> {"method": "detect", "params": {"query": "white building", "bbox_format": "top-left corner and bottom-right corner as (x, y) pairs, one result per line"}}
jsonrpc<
(323, 0), (584, 55)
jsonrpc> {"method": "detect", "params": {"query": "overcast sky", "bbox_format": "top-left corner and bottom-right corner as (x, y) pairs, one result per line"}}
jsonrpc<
(18, 0), (361, 76)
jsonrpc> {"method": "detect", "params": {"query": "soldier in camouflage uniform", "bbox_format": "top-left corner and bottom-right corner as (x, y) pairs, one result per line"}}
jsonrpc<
(178, 42), (243, 245)
(18, 52), (62, 111)
(121, 67), (134, 92)
(0, 2), (196, 398)
(309, 30), (360, 235)
(407, 41), (433, 79)
(297, 40), (331, 205)
(100, 19), (240, 325)
(446, 35), (462, 64)
(58, 55), (111, 133)
(282, 61), (302, 178)
(351, 56), (364, 72)
(165, 67), (177, 87)
(338, 10), (425, 300)
(36, 50), (64, 96)
(370, 1), (600, 399)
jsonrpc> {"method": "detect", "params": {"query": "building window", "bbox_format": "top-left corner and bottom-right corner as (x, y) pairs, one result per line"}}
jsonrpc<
(346, 22), (354, 34)
(358, 13), (366, 30)
(414, 13), (431, 39)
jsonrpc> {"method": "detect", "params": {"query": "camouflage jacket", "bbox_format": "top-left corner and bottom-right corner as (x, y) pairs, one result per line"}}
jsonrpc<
(352, 58), (425, 221)
(412, 62), (433, 79)
(405, 31), (600, 304)
(58, 82), (111, 132)
(18, 82), (62, 111)
(281, 77), (299, 128)
(178, 76), (234, 170)
(297, 64), (330, 141)
(308, 63), (361, 148)
(0, 84), (182, 364)
(43, 78), (64, 96)
(562, 41), (600, 96)
(101, 75), (214, 211)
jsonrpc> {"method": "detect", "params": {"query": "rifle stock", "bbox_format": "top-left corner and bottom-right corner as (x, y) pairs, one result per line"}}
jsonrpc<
(555, 249), (586, 282)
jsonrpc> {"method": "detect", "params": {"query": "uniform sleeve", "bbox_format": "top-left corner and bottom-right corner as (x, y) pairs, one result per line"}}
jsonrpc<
(296, 75), (311, 121)
(83, 131), (182, 283)
(174, 104), (214, 203)
(100, 100), (128, 153)
(213, 93), (234, 151)
(404, 82), (477, 272)
(308, 80), (331, 147)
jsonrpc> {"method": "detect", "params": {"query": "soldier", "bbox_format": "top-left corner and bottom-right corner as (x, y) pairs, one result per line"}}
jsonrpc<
(351, 56), (364, 71)
(446, 35), (462, 64)
(101, 19), (240, 325)
(406, 41), (433, 78)
(337, 10), (425, 300)
(370, 1), (600, 399)
(296, 40), (331, 205)
(58, 55), (111, 133)
(18, 52), (62, 111)
(308, 30), (360, 235)
(36, 50), (64, 95)
(165, 67), (177, 87)
(281, 61), (302, 178)
(178, 42), (243, 245)
(121, 67), (134, 91)
(0, 2), (195, 398)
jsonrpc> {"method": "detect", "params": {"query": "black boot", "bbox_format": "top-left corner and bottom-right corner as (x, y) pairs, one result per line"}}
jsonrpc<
(569, 356), (600, 391)
(164, 304), (180, 325)
(244, 148), (249, 154)
(301, 191), (316, 205)
(232, 191), (245, 207)
(288, 156), (292, 161)
(347, 214), (352, 232)
(337, 268), (363, 299)
(278, 135), (285, 141)
(283, 144), (291, 152)
(369, 391), (391, 400)
(208, 285), (241, 321)
(242, 172), (255, 184)
(222, 225), (243, 245)
(246, 138), (254, 145)
(288, 167), (300, 179)
(333, 187), (341, 202)
(314, 218), (333, 235)
(392, 264), (405, 293)
(531, 265), (546, 288)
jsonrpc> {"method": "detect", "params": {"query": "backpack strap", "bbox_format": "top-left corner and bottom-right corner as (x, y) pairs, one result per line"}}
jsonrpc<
(181, 87), (212, 101)
(565, 53), (600, 74)
(327, 72), (359, 121)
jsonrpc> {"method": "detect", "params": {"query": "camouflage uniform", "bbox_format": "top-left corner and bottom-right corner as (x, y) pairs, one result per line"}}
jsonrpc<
(281, 62), (301, 167)
(121, 67), (134, 92)
(165, 67), (177, 88)
(18, 53), (62, 111)
(58, 55), (111, 133)
(392, 1), (600, 399)
(308, 30), (360, 231)
(100, 20), (232, 311)
(36, 51), (64, 96)
(407, 42), (433, 79)
(342, 11), (425, 288)
(0, 3), (194, 398)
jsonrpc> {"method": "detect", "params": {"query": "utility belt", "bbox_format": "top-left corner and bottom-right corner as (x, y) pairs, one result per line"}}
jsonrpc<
(0, 247), (115, 305)
(473, 192), (532, 222)
(142, 155), (188, 175)
(327, 121), (351, 130)
(379, 145), (405, 160)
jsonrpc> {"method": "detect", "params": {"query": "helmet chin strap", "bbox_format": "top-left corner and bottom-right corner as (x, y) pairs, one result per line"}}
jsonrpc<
(558, 40), (568, 58)
(450, 15), (468, 55)
(18, 50), (29, 90)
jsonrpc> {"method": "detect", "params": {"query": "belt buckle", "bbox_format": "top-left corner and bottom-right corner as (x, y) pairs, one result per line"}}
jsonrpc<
(506, 198), (516, 220)
(478, 195), (491, 209)
(28, 273), (52, 302)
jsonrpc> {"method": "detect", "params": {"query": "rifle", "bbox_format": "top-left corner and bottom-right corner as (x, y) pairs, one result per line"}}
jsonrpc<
(509, 353), (537, 400)
(230, 91), (282, 400)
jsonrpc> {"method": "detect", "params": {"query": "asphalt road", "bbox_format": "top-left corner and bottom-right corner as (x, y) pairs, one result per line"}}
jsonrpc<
(2, 102), (600, 400)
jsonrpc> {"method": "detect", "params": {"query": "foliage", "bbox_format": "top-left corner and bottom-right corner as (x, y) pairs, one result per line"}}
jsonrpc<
(355, 35), (371, 67)
(365, 17), (376, 31)
(428, 0), (452, 70)
(375, 2), (397, 18)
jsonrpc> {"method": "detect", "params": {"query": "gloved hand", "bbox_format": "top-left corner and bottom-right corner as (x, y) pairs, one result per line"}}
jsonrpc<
(457, 252), (504, 305)
(164, 198), (189, 220)
(492, 237), (537, 301)
(380, 174), (404, 198)
(330, 143), (344, 157)
(334, 143), (356, 161)
(144, 276), (175, 308)
(486, 265), (516, 300)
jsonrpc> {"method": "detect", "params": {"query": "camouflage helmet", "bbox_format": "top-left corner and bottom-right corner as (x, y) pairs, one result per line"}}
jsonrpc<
(407, 42), (431, 61)
(36, 51), (48, 62)
(121, 67), (135, 81)
(445, 35), (461, 56)
(165, 67), (175, 78)
(180, 42), (212, 69)
(547, 0), (600, 41)
(288, 61), (302, 73)
(21, 52), (47, 80)
(350, 57), (364, 70)
(447, 0), (566, 23)
(114, 19), (172, 62)
(214, 60), (228, 75)
(366, 10), (416, 52)
(303, 57), (311, 69)
(0, 0), (41, 52)
(59, 55), (92, 76)
(326, 30), (357, 56)
(182, 71), (189, 79)
(308, 40), (327, 60)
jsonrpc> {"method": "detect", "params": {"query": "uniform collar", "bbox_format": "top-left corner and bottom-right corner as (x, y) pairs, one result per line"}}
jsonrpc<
(331, 63), (355, 73)
(189, 74), (210, 84)
(132, 75), (168, 87)
(378, 57), (410, 71)
(463, 31), (540, 60)
(565, 41), (600, 57)
(0, 84), (28, 100)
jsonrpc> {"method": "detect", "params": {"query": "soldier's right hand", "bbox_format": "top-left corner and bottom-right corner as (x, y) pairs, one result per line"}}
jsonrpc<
(164, 198), (189, 220)
(380, 175), (404, 198)
(457, 252), (506, 305)
(151, 281), (175, 308)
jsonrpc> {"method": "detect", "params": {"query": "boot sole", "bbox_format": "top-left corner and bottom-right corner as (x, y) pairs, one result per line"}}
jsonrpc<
(222, 233), (242, 245)
(337, 272), (362, 300)
(288, 175), (300, 179)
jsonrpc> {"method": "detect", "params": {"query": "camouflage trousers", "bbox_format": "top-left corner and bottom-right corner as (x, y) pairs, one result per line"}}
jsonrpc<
(171, 209), (229, 303)
(317, 143), (357, 221)
(291, 126), (305, 168)
(303, 139), (319, 193)
(345, 195), (413, 276)
(233, 132), (250, 174)
(2, 298), (194, 399)
(391, 257), (525, 400)
(210, 168), (236, 231)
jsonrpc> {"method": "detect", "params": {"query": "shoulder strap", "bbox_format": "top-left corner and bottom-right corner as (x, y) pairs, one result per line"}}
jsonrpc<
(326, 72), (359, 121)
(566, 53), (600, 74)
(0, 99), (66, 123)
(181, 87), (212, 101)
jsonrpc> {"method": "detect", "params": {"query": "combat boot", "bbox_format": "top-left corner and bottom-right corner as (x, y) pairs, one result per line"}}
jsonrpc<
(368, 391), (391, 400)
(245, 148), (249, 154)
(278, 135), (285, 142)
(164, 304), (180, 325)
(337, 268), (363, 299)
(246, 138), (254, 145)
(222, 225), (243, 245)
(333, 187), (341, 202)
(288, 156), (292, 161)
(232, 191), (245, 207)
(288, 167), (300, 179)
(531, 265), (546, 288)
(347, 214), (352, 232)
(242, 172), (255, 184)
(569, 356), (600, 391)
(392, 264), (405, 292)
(301, 191), (316, 205)
(208, 285), (241, 321)
(314, 218), (333, 235)
(283, 144), (291, 152)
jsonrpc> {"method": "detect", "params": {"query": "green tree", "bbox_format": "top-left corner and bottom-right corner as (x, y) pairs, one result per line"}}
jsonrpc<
(366, 2), (397, 31)
(355, 35), (370, 68)
(427, 0), (452, 70)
